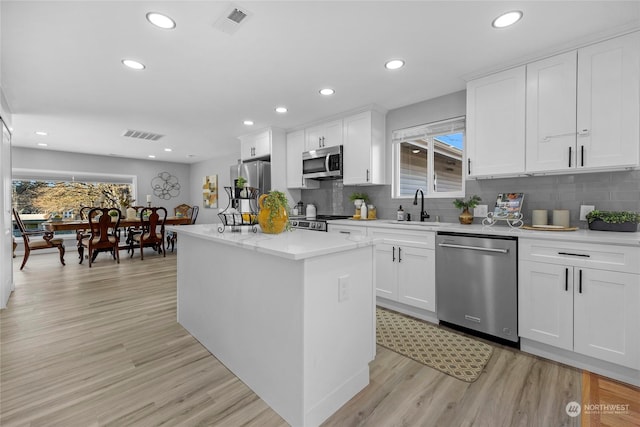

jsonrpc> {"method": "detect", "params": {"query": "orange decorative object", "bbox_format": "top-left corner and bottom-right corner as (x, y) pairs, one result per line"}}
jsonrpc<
(459, 208), (474, 224)
(258, 194), (288, 234)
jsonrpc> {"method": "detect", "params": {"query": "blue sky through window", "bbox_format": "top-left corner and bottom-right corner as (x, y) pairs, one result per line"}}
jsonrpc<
(434, 132), (463, 149)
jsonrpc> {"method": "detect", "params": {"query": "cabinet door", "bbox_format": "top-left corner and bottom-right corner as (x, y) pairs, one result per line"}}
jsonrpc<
(397, 246), (435, 312)
(375, 243), (397, 300)
(343, 111), (371, 185)
(322, 119), (343, 148)
(518, 261), (573, 350)
(574, 268), (640, 369)
(577, 32), (640, 170)
(304, 125), (323, 151)
(253, 130), (271, 158)
(526, 51), (578, 173)
(240, 135), (254, 160)
(466, 66), (526, 177)
(286, 130), (319, 189)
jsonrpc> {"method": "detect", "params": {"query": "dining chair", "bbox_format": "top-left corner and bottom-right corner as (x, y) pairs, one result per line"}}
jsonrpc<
(80, 207), (121, 267)
(12, 208), (66, 270)
(125, 205), (145, 255)
(131, 207), (167, 260)
(167, 204), (199, 252)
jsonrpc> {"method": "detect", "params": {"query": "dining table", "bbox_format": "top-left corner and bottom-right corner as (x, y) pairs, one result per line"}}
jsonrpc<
(43, 216), (192, 262)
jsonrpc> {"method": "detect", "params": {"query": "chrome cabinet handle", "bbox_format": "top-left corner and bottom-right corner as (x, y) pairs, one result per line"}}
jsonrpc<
(398, 247), (402, 262)
(565, 268), (569, 291)
(392, 246), (395, 262)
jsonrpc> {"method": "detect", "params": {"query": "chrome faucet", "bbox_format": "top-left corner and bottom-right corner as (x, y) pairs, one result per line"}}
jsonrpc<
(413, 189), (430, 222)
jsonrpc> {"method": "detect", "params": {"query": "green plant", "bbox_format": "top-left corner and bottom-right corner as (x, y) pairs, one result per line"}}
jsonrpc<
(349, 192), (369, 203)
(236, 177), (247, 188)
(586, 210), (640, 224)
(262, 190), (291, 231)
(109, 210), (119, 217)
(453, 195), (482, 210)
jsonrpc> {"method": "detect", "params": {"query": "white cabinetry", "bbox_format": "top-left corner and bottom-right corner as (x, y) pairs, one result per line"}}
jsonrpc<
(326, 223), (366, 237)
(285, 130), (319, 189)
(304, 119), (343, 150)
(240, 129), (272, 160)
(368, 228), (435, 312)
(519, 239), (640, 370)
(526, 32), (640, 172)
(342, 110), (385, 185)
(466, 66), (526, 178)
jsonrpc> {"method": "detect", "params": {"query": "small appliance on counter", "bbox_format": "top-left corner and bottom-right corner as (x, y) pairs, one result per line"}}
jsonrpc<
(306, 203), (317, 220)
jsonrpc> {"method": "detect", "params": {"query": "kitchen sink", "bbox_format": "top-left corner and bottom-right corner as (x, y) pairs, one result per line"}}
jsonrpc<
(379, 220), (456, 227)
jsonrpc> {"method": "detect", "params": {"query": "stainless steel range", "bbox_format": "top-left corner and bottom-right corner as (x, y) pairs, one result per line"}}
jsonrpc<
(290, 215), (351, 232)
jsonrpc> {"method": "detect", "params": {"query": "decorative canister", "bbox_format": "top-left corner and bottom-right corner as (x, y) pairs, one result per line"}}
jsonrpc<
(459, 208), (474, 224)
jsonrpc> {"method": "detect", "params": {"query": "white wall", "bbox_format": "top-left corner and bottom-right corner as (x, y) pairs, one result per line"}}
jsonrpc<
(12, 147), (193, 211)
(189, 152), (240, 224)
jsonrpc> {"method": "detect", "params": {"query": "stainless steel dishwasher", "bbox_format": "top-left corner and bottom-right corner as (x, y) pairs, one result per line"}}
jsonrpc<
(436, 232), (518, 343)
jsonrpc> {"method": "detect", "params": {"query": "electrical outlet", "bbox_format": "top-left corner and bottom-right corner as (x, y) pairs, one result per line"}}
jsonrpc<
(474, 205), (488, 217)
(580, 205), (595, 221)
(338, 275), (349, 302)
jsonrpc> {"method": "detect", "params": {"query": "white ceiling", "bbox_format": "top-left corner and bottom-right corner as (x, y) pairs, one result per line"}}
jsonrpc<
(2, 1), (639, 164)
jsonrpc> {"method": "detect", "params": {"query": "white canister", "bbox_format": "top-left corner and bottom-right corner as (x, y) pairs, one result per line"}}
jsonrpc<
(306, 204), (316, 220)
(552, 209), (570, 228)
(360, 202), (367, 219)
(532, 209), (548, 226)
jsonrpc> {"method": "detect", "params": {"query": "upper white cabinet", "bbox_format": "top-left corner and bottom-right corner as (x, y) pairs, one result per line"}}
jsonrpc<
(304, 119), (343, 151)
(240, 128), (272, 160)
(526, 32), (640, 172)
(577, 32), (640, 170)
(526, 51), (578, 172)
(342, 110), (386, 185)
(285, 130), (319, 189)
(466, 66), (526, 178)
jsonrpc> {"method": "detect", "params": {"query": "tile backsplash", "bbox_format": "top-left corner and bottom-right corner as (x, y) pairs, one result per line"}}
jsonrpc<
(300, 170), (640, 228)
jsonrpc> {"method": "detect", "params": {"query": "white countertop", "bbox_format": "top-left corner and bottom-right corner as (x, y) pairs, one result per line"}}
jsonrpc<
(328, 219), (640, 247)
(167, 224), (373, 260)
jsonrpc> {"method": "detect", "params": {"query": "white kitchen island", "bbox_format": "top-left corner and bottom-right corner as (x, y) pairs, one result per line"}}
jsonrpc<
(168, 224), (375, 427)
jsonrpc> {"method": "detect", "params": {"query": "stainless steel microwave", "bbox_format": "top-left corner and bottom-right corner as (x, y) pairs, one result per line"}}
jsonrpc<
(302, 145), (343, 179)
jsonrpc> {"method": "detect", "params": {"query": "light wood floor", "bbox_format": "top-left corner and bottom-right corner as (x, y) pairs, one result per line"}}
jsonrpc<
(0, 250), (635, 426)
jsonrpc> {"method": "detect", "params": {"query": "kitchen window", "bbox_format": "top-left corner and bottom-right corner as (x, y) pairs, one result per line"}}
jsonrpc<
(392, 117), (465, 199)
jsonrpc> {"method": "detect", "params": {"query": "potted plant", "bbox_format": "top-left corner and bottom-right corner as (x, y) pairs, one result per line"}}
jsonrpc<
(258, 190), (291, 234)
(586, 210), (640, 232)
(235, 177), (247, 198)
(453, 195), (482, 224)
(349, 192), (370, 212)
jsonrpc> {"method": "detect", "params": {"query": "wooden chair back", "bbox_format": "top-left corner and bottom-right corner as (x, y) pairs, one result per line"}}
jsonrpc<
(174, 204), (191, 218)
(134, 207), (167, 260)
(81, 207), (121, 267)
(12, 208), (30, 245)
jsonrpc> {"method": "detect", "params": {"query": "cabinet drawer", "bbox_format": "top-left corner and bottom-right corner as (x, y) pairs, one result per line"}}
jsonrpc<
(367, 227), (435, 249)
(327, 224), (367, 237)
(519, 238), (640, 274)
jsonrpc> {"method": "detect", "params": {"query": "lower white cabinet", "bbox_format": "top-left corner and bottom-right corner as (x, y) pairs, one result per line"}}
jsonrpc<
(369, 228), (435, 312)
(519, 239), (640, 370)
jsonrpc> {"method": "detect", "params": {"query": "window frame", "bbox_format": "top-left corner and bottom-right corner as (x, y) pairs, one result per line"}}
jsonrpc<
(392, 117), (466, 200)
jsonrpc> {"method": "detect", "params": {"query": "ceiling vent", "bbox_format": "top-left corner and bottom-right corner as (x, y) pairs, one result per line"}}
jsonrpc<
(213, 3), (252, 35)
(122, 129), (164, 141)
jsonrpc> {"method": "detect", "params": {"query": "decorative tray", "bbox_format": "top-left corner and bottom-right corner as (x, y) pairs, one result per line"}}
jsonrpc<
(522, 225), (579, 232)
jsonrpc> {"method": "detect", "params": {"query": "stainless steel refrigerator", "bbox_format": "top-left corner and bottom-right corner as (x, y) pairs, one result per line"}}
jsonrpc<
(230, 160), (271, 196)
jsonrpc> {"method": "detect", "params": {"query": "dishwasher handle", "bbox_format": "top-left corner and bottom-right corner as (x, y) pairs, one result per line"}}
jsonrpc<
(437, 242), (509, 254)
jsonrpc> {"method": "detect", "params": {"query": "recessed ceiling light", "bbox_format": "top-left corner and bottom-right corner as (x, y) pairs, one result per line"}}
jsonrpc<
(35, 131), (48, 136)
(164, 148), (172, 152)
(412, 149), (420, 154)
(319, 88), (335, 96)
(385, 59), (405, 70)
(275, 106), (288, 113)
(148, 155), (156, 158)
(122, 59), (146, 70)
(492, 11), (523, 28)
(243, 120), (254, 126)
(37, 143), (48, 147)
(146, 12), (176, 29)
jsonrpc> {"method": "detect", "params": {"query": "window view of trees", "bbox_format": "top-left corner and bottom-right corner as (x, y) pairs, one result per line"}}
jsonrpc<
(12, 180), (134, 218)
